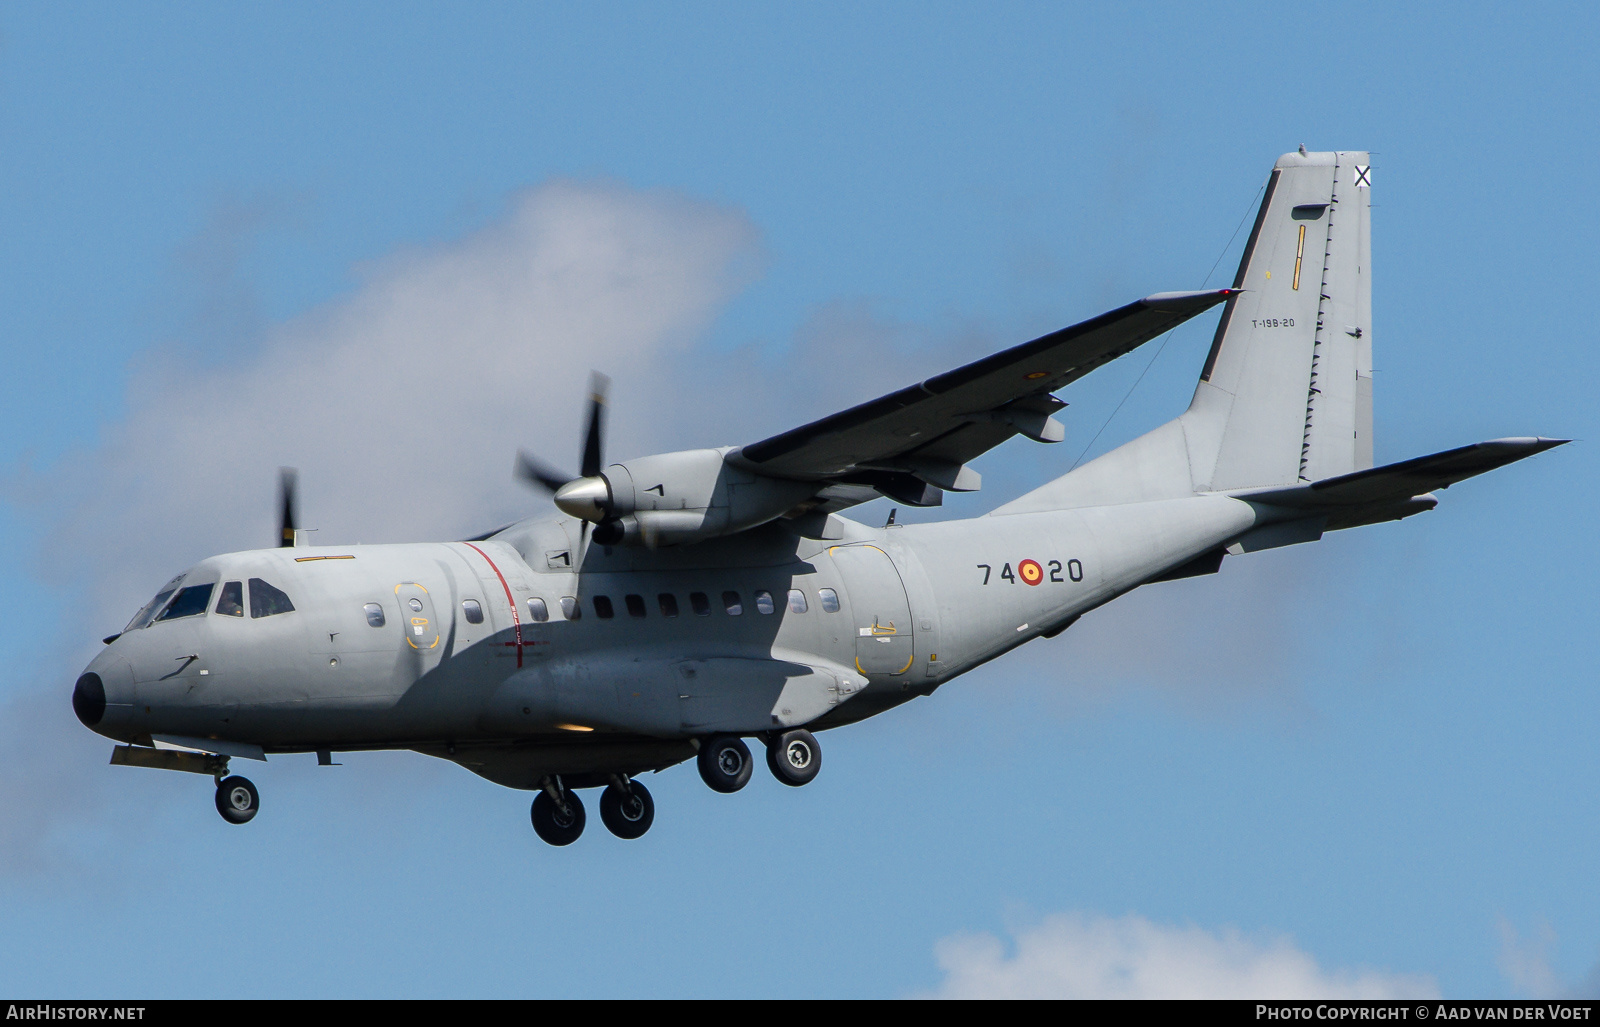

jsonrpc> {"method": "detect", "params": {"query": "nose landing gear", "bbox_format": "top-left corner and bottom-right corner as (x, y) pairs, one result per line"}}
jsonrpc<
(214, 776), (259, 824)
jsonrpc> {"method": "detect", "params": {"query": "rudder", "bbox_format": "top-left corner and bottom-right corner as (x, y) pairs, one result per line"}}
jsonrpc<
(1184, 150), (1374, 490)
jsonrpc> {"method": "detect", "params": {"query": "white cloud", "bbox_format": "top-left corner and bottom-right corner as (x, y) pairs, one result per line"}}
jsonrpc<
(34, 178), (762, 616)
(923, 912), (1439, 999)
(3, 178), (765, 871)
(1498, 917), (1562, 998)
(1496, 917), (1600, 999)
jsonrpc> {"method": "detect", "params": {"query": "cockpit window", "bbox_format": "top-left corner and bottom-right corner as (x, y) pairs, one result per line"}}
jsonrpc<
(156, 582), (216, 622)
(216, 581), (244, 617)
(125, 575), (185, 631)
(248, 578), (296, 618)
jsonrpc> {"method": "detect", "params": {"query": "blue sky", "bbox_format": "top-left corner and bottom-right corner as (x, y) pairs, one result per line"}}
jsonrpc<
(1, 2), (1595, 998)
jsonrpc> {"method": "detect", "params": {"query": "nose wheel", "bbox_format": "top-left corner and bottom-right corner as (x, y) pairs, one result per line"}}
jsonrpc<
(697, 735), (753, 793)
(766, 729), (821, 787)
(214, 776), (259, 824)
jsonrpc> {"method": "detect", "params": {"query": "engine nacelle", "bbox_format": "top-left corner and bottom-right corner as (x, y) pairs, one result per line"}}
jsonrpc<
(557, 447), (815, 547)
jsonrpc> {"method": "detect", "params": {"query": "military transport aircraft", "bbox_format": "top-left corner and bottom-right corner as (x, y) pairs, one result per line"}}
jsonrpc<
(73, 150), (1564, 845)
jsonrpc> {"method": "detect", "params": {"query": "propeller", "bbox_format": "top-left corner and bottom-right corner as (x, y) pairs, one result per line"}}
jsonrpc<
(278, 467), (298, 548)
(515, 373), (613, 532)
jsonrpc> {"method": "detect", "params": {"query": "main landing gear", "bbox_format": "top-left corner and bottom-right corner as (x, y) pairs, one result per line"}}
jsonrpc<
(696, 730), (822, 792)
(766, 729), (821, 787)
(215, 775), (259, 824)
(531, 775), (656, 845)
(529, 730), (824, 846)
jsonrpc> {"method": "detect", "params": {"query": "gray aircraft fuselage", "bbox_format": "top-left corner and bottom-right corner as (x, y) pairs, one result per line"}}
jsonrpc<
(79, 490), (1254, 789)
(73, 149), (1563, 836)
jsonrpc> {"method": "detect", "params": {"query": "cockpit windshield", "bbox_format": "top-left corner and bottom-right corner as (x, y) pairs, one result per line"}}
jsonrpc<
(155, 582), (216, 622)
(124, 574), (185, 632)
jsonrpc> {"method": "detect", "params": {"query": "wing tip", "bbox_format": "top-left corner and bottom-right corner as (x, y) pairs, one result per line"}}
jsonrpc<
(1139, 288), (1239, 312)
(1482, 436), (1571, 452)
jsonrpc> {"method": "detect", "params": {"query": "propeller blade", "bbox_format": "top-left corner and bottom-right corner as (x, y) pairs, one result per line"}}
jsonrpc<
(278, 467), (298, 548)
(514, 451), (573, 494)
(580, 372), (610, 479)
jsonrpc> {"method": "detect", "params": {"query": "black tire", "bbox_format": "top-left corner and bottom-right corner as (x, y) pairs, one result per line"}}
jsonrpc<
(697, 735), (753, 793)
(599, 781), (655, 839)
(767, 728), (822, 787)
(215, 776), (259, 825)
(531, 789), (586, 846)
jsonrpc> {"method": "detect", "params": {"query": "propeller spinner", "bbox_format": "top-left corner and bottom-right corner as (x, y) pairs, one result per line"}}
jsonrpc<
(515, 372), (614, 525)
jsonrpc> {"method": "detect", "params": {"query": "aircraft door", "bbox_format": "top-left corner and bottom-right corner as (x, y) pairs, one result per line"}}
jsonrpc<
(830, 544), (915, 679)
(395, 582), (442, 655)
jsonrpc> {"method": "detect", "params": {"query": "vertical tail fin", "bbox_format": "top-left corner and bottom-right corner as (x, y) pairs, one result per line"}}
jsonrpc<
(1184, 150), (1373, 490)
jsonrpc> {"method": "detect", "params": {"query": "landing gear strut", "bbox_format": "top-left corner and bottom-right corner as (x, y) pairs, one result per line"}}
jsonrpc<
(215, 775), (259, 824)
(766, 729), (821, 787)
(599, 776), (654, 839)
(697, 735), (753, 793)
(531, 778), (586, 846)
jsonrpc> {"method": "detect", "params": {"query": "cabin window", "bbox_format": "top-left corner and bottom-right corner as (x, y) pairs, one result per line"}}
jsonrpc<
(658, 593), (679, 617)
(248, 578), (296, 618)
(364, 603), (386, 628)
(215, 581), (245, 618)
(690, 592), (711, 616)
(787, 589), (808, 614)
(527, 597), (549, 623)
(594, 595), (615, 619)
(625, 594), (647, 618)
(754, 590), (775, 615)
(462, 599), (484, 625)
(560, 596), (580, 620)
(722, 591), (743, 616)
(157, 582), (216, 621)
(818, 587), (840, 613)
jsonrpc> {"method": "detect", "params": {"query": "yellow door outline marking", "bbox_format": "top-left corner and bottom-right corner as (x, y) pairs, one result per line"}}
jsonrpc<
(396, 582), (440, 650)
(832, 544), (915, 676)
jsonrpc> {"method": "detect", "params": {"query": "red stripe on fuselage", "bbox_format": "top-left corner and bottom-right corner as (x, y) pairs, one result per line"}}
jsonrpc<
(462, 542), (530, 668)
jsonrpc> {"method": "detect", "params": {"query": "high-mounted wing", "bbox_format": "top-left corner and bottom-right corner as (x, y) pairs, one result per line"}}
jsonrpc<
(732, 289), (1237, 507)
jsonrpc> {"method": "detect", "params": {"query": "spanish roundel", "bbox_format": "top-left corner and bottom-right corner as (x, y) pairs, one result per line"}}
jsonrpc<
(1018, 559), (1044, 585)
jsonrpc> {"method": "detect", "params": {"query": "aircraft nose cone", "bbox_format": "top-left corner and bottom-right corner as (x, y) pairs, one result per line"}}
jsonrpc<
(554, 475), (610, 521)
(73, 672), (106, 728)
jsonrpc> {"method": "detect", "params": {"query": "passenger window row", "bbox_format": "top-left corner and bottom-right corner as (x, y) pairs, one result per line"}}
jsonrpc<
(351, 587), (843, 629)
(510, 587), (841, 622)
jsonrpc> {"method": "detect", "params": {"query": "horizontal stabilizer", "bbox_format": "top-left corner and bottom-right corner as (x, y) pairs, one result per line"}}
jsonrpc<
(1237, 438), (1568, 525)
